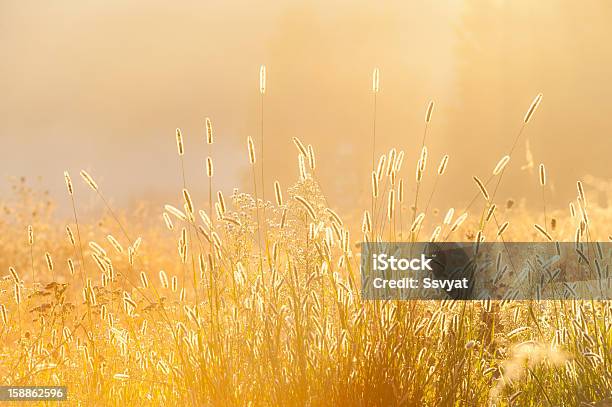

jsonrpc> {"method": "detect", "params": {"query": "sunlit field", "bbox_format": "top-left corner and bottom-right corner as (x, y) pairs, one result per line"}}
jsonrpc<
(1, 78), (611, 406)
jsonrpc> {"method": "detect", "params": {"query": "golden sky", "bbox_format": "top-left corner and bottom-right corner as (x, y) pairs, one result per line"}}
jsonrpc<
(1, 1), (611, 216)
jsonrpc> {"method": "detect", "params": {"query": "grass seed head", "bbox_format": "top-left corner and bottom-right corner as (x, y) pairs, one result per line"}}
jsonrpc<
(206, 157), (214, 177)
(534, 223), (553, 241)
(80, 170), (98, 192)
(159, 270), (169, 289)
(425, 100), (434, 123)
(438, 155), (449, 175)
(247, 136), (256, 164)
(577, 181), (586, 206)
(107, 235), (124, 253)
(176, 128), (184, 156)
(259, 65), (266, 94)
(524, 93), (543, 124)
(294, 195), (317, 220)
(183, 189), (194, 214)
(292, 137), (308, 157)
(205, 118), (213, 144)
(497, 221), (510, 237)
(539, 163), (546, 186)
(473, 176), (490, 201)
(0, 304), (7, 326)
(274, 181), (283, 206)
(44, 252), (54, 272)
(493, 155), (510, 176)
(163, 212), (174, 230)
(9, 267), (19, 284)
(64, 171), (74, 195)
(372, 68), (380, 93)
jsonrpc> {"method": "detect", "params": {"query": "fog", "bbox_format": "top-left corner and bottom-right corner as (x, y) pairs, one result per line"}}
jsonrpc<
(1, 1), (611, 218)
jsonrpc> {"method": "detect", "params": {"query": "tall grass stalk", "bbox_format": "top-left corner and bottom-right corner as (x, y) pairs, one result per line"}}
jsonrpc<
(27, 225), (35, 286)
(410, 100), (434, 241)
(539, 163), (548, 232)
(371, 68), (379, 230)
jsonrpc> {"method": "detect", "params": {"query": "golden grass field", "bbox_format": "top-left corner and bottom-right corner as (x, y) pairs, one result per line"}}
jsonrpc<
(1, 81), (611, 406)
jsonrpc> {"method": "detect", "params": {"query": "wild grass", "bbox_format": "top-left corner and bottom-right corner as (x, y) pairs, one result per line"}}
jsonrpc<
(0, 82), (611, 406)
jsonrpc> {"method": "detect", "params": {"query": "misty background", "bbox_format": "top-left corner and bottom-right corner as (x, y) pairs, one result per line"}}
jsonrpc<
(1, 1), (611, 219)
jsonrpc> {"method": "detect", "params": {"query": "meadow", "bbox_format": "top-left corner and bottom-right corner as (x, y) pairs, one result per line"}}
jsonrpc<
(0, 73), (611, 406)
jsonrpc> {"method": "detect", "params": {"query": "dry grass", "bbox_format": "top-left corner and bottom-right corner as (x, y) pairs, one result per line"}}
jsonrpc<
(0, 90), (611, 406)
